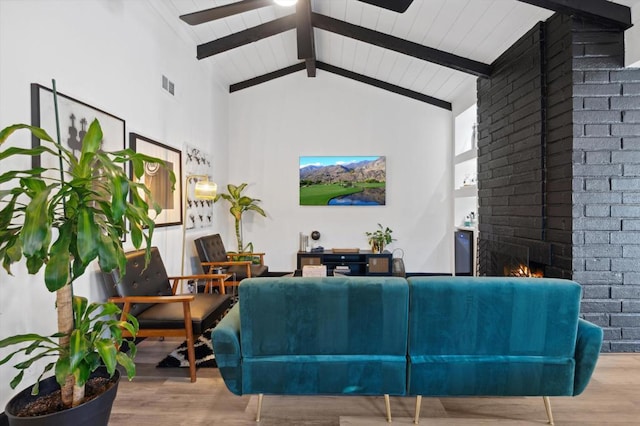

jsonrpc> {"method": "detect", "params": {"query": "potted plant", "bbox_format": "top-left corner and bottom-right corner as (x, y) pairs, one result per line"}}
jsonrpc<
(365, 223), (395, 253)
(215, 183), (266, 256)
(0, 91), (173, 424)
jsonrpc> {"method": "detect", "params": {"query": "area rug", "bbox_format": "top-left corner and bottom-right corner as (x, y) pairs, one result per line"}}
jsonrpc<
(156, 296), (237, 369)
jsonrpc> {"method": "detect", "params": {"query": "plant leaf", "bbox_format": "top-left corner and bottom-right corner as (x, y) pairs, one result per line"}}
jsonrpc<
(96, 339), (117, 376)
(0, 124), (54, 144)
(20, 186), (53, 257)
(116, 351), (136, 380)
(68, 329), (88, 371)
(76, 207), (99, 264)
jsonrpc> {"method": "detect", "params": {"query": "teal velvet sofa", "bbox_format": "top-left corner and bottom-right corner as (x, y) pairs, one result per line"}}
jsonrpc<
(212, 276), (409, 422)
(212, 275), (602, 424)
(407, 276), (603, 424)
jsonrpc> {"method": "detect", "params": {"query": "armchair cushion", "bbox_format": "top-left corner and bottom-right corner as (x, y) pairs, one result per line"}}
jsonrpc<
(194, 234), (268, 280)
(102, 247), (174, 317)
(102, 247), (232, 334)
(137, 293), (230, 335)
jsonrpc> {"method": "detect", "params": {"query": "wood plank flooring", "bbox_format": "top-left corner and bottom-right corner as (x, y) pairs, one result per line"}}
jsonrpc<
(109, 337), (640, 425)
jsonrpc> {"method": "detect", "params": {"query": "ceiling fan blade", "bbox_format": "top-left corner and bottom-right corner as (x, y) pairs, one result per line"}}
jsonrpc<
(356, 0), (414, 13)
(180, 0), (273, 25)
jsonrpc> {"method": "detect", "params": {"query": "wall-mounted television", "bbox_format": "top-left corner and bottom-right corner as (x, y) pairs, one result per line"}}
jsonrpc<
(299, 156), (386, 206)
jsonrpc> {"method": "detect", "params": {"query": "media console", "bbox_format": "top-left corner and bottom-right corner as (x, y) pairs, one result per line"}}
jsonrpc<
(297, 250), (392, 276)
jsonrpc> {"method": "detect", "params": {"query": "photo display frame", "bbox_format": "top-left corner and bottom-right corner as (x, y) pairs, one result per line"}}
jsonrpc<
(30, 83), (125, 169)
(130, 133), (182, 227)
(299, 156), (386, 206)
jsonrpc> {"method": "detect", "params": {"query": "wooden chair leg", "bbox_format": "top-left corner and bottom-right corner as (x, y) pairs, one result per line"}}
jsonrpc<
(256, 393), (264, 422)
(543, 396), (554, 425)
(182, 303), (197, 382)
(414, 395), (422, 424)
(384, 394), (392, 423)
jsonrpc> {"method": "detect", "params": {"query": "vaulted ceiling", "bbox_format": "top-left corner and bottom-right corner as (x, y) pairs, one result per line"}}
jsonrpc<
(151, 0), (637, 110)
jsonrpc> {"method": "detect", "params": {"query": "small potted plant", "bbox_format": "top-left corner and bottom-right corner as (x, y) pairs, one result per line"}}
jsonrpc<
(0, 87), (173, 425)
(365, 223), (395, 253)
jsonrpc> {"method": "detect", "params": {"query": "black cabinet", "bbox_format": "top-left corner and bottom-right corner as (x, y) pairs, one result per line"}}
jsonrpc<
(297, 251), (392, 276)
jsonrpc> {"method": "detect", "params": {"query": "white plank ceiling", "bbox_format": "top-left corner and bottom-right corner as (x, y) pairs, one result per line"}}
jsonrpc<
(151, 0), (639, 107)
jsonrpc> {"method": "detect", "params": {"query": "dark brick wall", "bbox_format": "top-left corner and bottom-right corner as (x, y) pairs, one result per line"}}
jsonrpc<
(477, 13), (640, 352)
(477, 23), (549, 274)
(570, 17), (640, 352)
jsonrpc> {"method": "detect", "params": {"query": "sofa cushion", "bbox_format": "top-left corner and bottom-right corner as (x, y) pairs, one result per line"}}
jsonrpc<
(237, 276), (409, 396)
(407, 276), (582, 397)
(239, 277), (409, 357)
(407, 277), (581, 357)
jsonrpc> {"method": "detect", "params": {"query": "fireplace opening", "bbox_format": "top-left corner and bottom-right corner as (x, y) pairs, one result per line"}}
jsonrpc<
(479, 240), (546, 277)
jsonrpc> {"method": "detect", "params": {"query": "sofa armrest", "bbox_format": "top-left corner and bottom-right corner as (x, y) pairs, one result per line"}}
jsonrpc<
(574, 318), (604, 395)
(211, 303), (243, 395)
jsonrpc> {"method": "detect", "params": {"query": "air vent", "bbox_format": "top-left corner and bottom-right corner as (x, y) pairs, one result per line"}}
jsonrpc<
(162, 75), (175, 96)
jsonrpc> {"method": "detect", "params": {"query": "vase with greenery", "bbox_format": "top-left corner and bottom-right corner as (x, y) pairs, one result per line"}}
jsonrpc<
(215, 183), (266, 254)
(0, 91), (173, 418)
(365, 223), (395, 253)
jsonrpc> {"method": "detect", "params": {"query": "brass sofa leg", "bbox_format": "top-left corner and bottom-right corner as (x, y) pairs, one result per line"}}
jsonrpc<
(256, 393), (264, 422)
(543, 396), (554, 425)
(384, 394), (392, 422)
(414, 395), (422, 424)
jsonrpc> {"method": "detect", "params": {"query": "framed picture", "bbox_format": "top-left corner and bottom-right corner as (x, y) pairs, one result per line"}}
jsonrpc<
(184, 144), (214, 230)
(30, 83), (125, 168)
(299, 156), (386, 206)
(130, 133), (182, 227)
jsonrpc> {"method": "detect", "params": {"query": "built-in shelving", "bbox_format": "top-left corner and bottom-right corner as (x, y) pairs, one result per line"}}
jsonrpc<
(453, 104), (478, 230)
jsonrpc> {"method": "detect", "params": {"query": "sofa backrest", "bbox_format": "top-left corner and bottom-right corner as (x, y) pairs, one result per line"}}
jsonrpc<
(239, 276), (409, 357)
(407, 276), (582, 358)
(101, 247), (173, 317)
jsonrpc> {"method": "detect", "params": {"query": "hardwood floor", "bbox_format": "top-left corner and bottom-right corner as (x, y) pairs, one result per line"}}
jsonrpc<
(109, 337), (640, 425)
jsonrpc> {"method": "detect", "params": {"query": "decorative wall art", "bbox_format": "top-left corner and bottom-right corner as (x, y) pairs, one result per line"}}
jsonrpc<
(130, 133), (182, 227)
(30, 83), (125, 169)
(184, 144), (214, 230)
(299, 156), (386, 206)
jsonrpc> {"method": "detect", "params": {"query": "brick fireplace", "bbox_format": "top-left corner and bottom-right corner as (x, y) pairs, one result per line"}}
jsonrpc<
(477, 13), (640, 351)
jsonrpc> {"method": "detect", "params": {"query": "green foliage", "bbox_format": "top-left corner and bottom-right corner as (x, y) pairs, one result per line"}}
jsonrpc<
(0, 121), (174, 287)
(215, 183), (266, 253)
(0, 118), (174, 402)
(0, 296), (139, 394)
(365, 223), (395, 253)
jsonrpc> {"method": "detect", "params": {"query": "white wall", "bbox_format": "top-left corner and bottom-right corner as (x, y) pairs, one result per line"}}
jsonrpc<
(227, 71), (453, 273)
(0, 0), (228, 407)
(626, 3), (640, 67)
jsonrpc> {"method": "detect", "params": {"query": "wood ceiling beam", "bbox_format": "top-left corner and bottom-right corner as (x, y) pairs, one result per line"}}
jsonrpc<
(515, 0), (632, 29)
(316, 62), (452, 110)
(197, 14), (296, 60)
(228, 60), (451, 109)
(357, 0), (414, 13)
(229, 63), (306, 92)
(180, 0), (273, 26)
(312, 13), (491, 78)
(305, 58), (317, 78)
(297, 0), (316, 77)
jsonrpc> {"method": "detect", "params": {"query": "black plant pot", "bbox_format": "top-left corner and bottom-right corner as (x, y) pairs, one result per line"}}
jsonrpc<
(4, 367), (120, 426)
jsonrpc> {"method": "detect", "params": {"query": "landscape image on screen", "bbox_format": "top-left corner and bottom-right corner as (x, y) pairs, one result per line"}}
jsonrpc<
(299, 156), (386, 206)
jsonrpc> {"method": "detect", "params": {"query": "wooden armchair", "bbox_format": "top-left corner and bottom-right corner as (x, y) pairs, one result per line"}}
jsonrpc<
(101, 247), (233, 382)
(194, 234), (268, 288)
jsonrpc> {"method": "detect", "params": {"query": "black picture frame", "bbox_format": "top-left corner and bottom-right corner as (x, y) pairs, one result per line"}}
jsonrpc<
(30, 83), (126, 169)
(129, 133), (183, 228)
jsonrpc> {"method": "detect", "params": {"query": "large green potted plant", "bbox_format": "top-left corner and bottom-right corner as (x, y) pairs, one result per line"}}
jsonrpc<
(0, 96), (173, 424)
(215, 183), (266, 254)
